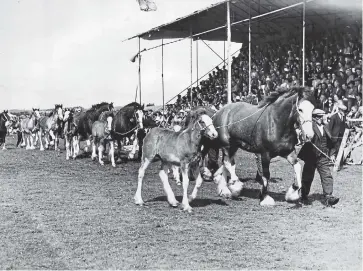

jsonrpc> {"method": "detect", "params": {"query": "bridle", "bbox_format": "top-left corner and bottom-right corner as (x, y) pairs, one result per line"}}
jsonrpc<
(0, 112), (9, 123)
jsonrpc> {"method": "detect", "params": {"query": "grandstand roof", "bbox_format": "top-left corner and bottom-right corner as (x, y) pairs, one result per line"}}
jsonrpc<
(126, 0), (362, 44)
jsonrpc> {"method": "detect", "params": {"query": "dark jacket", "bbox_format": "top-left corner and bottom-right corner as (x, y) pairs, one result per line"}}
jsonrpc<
(298, 122), (335, 162)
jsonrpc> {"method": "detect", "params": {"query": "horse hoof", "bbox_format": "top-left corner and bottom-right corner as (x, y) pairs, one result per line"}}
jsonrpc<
(218, 187), (232, 199)
(182, 204), (193, 213)
(112, 163), (116, 168)
(176, 181), (181, 186)
(285, 185), (300, 202)
(188, 195), (196, 203)
(40, 148), (45, 151)
(260, 195), (275, 206)
(228, 180), (244, 198)
(91, 156), (97, 161)
(66, 157), (69, 160)
(99, 161), (104, 166)
(169, 201), (179, 207)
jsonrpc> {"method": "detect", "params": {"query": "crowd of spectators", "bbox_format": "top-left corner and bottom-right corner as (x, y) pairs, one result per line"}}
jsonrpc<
(145, 26), (362, 164)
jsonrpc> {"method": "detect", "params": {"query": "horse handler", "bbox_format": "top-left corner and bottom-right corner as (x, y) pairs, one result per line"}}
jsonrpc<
(298, 108), (340, 207)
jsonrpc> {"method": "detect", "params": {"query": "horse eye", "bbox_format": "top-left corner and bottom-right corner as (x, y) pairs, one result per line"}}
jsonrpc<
(298, 108), (303, 113)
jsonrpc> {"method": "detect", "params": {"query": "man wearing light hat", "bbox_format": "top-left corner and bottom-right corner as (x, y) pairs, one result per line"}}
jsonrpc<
(298, 109), (340, 206)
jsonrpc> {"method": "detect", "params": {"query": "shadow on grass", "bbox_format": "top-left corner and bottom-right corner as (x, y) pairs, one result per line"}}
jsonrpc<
(147, 195), (229, 208)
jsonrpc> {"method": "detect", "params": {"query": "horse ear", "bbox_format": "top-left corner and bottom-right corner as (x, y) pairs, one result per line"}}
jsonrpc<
(141, 104), (145, 110)
(32, 108), (35, 111)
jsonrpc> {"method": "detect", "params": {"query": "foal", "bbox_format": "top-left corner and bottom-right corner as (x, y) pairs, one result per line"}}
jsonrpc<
(91, 111), (115, 167)
(134, 109), (218, 212)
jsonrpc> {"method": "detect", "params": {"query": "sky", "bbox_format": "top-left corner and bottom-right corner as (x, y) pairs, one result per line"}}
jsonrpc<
(0, 0), (242, 110)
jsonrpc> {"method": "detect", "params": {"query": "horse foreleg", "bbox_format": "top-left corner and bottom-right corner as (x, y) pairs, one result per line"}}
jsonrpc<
(72, 136), (78, 159)
(29, 133), (35, 149)
(98, 141), (104, 166)
(65, 136), (70, 160)
(213, 165), (232, 199)
(285, 150), (302, 202)
(128, 137), (138, 160)
(84, 139), (91, 152)
(16, 131), (22, 147)
(91, 139), (97, 161)
(21, 132), (26, 147)
(134, 158), (151, 206)
(257, 153), (274, 206)
(109, 141), (116, 167)
(38, 131), (45, 151)
(116, 139), (122, 161)
(181, 163), (192, 212)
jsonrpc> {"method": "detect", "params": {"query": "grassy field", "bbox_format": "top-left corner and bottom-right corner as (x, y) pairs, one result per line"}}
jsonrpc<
(0, 136), (361, 269)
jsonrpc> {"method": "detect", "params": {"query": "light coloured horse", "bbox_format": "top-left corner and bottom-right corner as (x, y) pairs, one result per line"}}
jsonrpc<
(91, 111), (115, 166)
(19, 109), (41, 150)
(37, 104), (64, 151)
(134, 108), (218, 212)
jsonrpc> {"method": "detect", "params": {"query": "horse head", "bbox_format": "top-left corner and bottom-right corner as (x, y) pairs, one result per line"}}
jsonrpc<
(32, 108), (41, 119)
(294, 87), (315, 141)
(55, 104), (64, 121)
(108, 102), (114, 112)
(63, 108), (74, 122)
(186, 108), (218, 139)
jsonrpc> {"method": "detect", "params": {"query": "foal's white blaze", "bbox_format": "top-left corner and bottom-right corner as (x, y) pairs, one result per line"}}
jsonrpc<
(136, 109), (144, 129)
(33, 109), (41, 119)
(106, 116), (113, 131)
(200, 114), (218, 138)
(298, 100), (314, 140)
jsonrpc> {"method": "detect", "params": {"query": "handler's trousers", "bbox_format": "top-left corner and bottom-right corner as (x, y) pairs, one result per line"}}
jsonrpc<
(301, 156), (334, 197)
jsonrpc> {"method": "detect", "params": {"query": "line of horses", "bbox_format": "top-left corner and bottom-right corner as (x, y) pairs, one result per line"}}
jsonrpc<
(1, 86), (317, 212)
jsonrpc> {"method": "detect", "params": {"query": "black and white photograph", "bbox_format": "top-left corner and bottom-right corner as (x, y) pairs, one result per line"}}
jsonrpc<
(0, 0), (362, 269)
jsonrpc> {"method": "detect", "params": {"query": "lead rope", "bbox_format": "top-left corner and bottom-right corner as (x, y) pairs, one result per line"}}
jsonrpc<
(214, 104), (269, 129)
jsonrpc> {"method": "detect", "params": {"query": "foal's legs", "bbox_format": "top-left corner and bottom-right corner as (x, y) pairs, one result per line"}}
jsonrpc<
(159, 163), (179, 207)
(172, 165), (181, 185)
(285, 150), (302, 202)
(181, 163), (192, 212)
(134, 158), (151, 205)
(189, 172), (204, 202)
(256, 153), (275, 206)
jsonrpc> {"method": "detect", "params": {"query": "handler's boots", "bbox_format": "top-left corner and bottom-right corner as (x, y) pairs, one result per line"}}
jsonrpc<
(325, 196), (339, 207)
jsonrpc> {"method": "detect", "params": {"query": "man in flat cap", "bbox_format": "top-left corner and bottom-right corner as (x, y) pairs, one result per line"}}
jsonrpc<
(298, 109), (340, 206)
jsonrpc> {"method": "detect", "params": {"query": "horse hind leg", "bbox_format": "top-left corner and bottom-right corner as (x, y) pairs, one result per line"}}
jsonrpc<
(172, 165), (181, 185)
(180, 163), (192, 212)
(189, 171), (204, 203)
(109, 141), (116, 167)
(98, 140), (104, 165)
(91, 137), (98, 161)
(134, 158), (151, 206)
(38, 131), (45, 151)
(159, 163), (179, 208)
(257, 153), (275, 206)
(223, 146), (243, 198)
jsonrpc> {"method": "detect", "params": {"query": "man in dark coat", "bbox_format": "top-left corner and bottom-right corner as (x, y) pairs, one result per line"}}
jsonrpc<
(298, 109), (340, 206)
(327, 101), (348, 160)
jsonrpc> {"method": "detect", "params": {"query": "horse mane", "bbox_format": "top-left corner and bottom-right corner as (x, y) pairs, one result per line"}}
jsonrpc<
(183, 107), (208, 128)
(99, 111), (114, 121)
(257, 86), (316, 108)
(119, 102), (142, 115)
(89, 102), (110, 112)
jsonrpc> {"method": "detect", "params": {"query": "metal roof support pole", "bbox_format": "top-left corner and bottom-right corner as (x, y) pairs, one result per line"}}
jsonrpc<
(302, 0), (306, 87)
(226, 0), (232, 104)
(190, 27), (193, 107)
(196, 38), (199, 88)
(138, 37), (142, 105)
(248, 0), (252, 95)
(162, 39), (165, 113)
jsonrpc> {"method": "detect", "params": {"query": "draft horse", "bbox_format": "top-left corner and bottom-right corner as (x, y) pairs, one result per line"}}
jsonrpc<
(111, 102), (144, 163)
(91, 110), (115, 166)
(18, 108), (41, 150)
(134, 108), (218, 212)
(69, 102), (114, 159)
(204, 86), (316, 205)
(37, 104), (64, 151)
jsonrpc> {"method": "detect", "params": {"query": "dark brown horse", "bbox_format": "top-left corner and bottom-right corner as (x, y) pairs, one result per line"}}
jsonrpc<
(203, 86), (316, 205)
(111, 102), (144, 162)
(69, 102), (114, 159)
